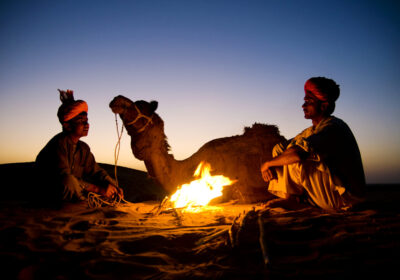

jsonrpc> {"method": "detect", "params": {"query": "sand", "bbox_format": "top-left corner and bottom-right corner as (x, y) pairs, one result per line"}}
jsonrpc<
(1, 163), (400, 279)
(1, 201), (259, 279)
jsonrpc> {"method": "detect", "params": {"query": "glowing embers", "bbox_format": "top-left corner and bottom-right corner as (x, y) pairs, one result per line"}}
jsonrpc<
(168, 162), (235, 212)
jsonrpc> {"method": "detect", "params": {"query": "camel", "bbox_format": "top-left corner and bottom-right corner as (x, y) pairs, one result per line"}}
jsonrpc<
(109, 95), (286, 203)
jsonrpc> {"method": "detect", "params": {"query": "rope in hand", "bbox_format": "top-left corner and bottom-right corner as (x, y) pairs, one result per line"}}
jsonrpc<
(86, 114), (129, 208)
(87, 192), (123, 208)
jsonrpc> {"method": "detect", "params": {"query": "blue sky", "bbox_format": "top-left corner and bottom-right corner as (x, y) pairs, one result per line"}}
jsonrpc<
(1, 0), (399, 183)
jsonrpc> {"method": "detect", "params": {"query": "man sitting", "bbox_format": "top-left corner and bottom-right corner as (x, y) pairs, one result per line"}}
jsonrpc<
(261, 77), (365, 211)
(36, 89), (123, 204)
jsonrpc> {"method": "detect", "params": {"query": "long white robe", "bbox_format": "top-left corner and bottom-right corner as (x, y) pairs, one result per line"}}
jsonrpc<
(268, 116), (365, 210)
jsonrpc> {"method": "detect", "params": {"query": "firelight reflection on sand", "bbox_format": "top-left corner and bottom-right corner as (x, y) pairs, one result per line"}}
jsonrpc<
(168, 162), (235, 211)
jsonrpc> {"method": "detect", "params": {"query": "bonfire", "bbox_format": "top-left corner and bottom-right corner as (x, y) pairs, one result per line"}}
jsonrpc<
(166, 161), (236, 212)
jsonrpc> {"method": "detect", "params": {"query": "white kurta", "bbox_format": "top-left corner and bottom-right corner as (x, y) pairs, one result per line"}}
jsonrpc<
(268, 116), (365, 211)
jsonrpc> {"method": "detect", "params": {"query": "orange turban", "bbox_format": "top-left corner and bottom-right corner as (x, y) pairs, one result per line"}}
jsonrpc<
(304, 78), (340, 102)
(57, 89), (88, 123)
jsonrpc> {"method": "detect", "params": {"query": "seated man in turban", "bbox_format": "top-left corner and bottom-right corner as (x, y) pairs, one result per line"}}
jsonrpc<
(260, 77), (365, 211)
(36, 89), (123, 204)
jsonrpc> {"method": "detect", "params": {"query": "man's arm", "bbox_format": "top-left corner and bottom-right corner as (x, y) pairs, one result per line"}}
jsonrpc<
(260, 146), (307, 182)
(84, 149), (124, 198)
(50, 137), (86, 200)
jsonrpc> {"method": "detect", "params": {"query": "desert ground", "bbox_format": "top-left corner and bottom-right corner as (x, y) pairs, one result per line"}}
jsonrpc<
(1, 163), (400, 279)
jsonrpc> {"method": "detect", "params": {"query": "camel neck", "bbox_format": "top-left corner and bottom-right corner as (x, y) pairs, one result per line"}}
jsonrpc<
(144, 151), (178, 193)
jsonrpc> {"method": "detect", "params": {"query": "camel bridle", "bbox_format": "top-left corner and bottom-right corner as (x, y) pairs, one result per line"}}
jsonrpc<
(125, 103), (153, 133)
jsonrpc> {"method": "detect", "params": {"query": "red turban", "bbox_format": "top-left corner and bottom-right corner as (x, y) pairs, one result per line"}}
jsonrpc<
(304, 78), (340, 102)
(57, 89), (88, 123)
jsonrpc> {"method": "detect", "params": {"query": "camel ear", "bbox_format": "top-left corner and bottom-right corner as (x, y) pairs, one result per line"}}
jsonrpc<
(149, 101), (158, 113)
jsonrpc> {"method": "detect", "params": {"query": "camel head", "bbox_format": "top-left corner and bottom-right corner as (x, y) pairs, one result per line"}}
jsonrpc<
(110, 95), (158, 131)
(109, 95), (135, 115)
(110, 95), (165, 161)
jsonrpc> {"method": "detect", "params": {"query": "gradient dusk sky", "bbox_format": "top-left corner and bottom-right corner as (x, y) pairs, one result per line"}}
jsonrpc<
(1, 0), (399, 183)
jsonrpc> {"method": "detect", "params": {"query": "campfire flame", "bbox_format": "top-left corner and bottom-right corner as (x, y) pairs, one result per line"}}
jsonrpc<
(169, 162), (234, 211)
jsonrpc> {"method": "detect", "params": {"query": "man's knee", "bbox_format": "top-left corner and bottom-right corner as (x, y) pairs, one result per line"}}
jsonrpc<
(61, 175), (84, 201)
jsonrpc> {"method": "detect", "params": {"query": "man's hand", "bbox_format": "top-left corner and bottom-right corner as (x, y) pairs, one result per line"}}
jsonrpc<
(260, 146), (304, 183)
(260, 161), (276, 182)
(101, 184), (124, 199)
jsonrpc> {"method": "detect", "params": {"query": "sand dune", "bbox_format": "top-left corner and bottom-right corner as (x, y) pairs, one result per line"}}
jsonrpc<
(1, 163), (400, 279)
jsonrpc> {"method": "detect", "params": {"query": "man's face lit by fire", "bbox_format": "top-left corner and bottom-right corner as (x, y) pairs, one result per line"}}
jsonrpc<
(66, 113), (89, 138)
(302, 92), (323, 120)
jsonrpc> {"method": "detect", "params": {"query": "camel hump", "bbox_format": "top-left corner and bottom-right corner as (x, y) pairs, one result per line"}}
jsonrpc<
(196, 122), (285, 154)
(243, 123), (282, 137)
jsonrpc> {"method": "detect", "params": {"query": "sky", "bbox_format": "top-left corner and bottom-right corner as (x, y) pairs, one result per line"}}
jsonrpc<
(0, 0), (399, 184)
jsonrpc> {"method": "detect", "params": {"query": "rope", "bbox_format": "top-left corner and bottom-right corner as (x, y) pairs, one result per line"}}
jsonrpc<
(87, 192), (123, 208)
(86, 114), (130, 208)
(125, 103), (153, 133)
(114, 113), (124, 188)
